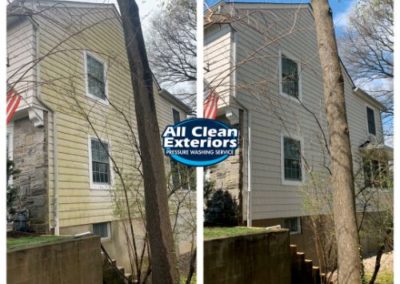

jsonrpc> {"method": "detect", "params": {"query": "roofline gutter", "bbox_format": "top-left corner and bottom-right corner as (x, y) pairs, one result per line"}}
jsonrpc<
(353, 87), (386, 111)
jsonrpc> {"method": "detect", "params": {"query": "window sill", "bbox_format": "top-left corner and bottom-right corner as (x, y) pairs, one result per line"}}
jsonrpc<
(86, 93), (109, 106)
(282, 179), (303, 186)
(280, 91), (301, 103)
(90, 183), (112, 190)
(100, 237), (112, 242)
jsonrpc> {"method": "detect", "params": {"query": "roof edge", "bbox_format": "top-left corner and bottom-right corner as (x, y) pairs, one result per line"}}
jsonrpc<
(159, 90), (192, 113)
(353, 87), (386, 111)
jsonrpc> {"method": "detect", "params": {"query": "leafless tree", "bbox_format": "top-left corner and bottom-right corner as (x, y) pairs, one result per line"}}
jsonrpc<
(311, 1), (362, 282)
(339, 0), (393, 133)
(7, 1), (195, 282)
(147, 0), (196, 106)
(117, 0), (179, 282)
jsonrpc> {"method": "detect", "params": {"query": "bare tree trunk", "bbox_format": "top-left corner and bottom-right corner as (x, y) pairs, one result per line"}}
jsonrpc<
(117, 1), (179, 283)
(311, 1), (361, 283)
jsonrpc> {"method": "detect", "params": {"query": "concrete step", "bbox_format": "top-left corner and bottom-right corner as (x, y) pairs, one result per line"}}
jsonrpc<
(117, 266), (125, 274)
(125, 273), (133, 281)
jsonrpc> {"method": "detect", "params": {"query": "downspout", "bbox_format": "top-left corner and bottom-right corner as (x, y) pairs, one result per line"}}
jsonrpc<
(232, 98), (252, 227)
(229, 28), (252, 227)
(29, 16), (60, 235)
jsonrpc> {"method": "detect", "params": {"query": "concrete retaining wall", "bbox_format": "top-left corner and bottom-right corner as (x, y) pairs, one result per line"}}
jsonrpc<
(204, 229), (291, 284)
(7, 235), (102, 284)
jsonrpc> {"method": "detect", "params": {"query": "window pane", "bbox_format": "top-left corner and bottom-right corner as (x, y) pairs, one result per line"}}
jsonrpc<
(281, 55), (299, 98)
(87, 54), (105, 99)
(172, 109), (180, 123)
(284, 137), (302, 181)
(93, 222), (110, 238)
(284, 218), (300, 233)
(367, 107), (376, 135)
(91, 139), (110, 184)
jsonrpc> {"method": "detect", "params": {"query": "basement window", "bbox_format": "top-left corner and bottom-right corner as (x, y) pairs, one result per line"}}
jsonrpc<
(283, 217), (301, 235)
(93, 222), (111, 240)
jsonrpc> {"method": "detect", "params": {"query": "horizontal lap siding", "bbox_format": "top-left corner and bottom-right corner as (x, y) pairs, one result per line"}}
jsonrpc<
(36, 5), (188, 228)
(232, 6), (332, 220)
(7, 19), (36, 110)
(227, 5), (384, 220)
(204, 25), (232, 107)
(155, 92), (188, 175)
(36, 6), (142, 228)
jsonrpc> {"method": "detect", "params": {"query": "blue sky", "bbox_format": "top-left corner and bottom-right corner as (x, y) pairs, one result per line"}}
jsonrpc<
(204, 0), (356, 35)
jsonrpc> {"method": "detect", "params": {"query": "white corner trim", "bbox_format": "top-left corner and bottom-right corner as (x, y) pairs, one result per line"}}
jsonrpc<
(278, 49), (303, 103)
(88, 135), (114, 190)
(281, 132), (305, 186)
(83, 50), (109, 106)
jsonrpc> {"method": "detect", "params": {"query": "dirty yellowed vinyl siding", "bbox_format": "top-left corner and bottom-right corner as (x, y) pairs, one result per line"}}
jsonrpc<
(154, 92), (188, 177)
(7, 18), (36, 110)
(204, 24), (233, 108)
(35, 6), (141, 227)
(35, 5), (189, 228)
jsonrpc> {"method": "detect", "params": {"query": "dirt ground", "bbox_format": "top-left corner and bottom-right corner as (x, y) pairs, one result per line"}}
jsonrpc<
(363, 251), (393, 275)
(329, 252), (393, 283)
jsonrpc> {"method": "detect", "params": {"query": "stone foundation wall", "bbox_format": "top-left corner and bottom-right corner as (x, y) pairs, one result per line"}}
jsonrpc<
(7, 236), (102, 284)
(204, 229), (291, 284)
(12, 114), (49, 233)
(207, 114), (244, 221)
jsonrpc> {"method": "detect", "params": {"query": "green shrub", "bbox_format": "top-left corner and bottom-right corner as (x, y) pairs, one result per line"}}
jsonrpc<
(204, 189), (238, 227)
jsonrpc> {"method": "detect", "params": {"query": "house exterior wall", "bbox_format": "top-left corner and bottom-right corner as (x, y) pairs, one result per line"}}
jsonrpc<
(7, 1), (191, 272)
(34, 4), (137, 228)
(204, 24), (233, 109)
(205, 4), (384, 222)
(7, 17), (36, 111)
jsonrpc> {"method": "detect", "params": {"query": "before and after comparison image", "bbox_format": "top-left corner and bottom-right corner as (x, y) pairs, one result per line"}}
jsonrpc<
(3, 0), (396, 284)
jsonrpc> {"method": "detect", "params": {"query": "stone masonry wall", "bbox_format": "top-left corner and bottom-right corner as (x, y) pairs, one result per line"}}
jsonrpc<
(7, 236), (102, 284)
(13, 114), (49, 233)
(208, 116), (243, 221)
(204, 229), (291, 284)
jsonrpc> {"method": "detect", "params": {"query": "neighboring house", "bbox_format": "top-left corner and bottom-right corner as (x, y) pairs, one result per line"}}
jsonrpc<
(205, 2), (392, 259)
(7, 0), (192, 272)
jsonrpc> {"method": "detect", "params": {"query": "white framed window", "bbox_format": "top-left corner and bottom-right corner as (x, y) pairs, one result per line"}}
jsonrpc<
(88, 136), (112, 190)
(84, 51), (108, 104)
(363, 158), (389, 188)
(283, 217), (302, 235)
(281, 134), (303, 185)
(279, 50), (302, 101)
(92, 222), (111, 240)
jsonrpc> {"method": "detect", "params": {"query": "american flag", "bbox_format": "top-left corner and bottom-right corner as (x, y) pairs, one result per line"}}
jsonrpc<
(7, 87), (22, 125)
(203, 90), (219, 119)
